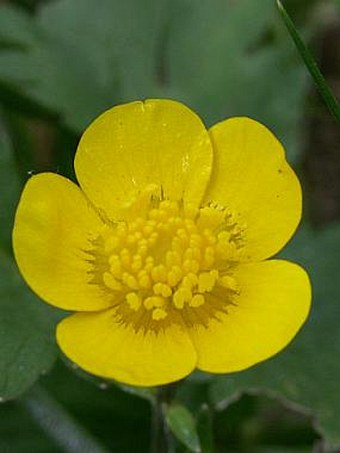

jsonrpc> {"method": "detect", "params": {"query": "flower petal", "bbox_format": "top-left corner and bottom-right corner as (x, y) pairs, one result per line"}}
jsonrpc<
(206, 118), (302, 261)
(189, 260), (311, 373)
(57, 309), (197, 386)
(75, 99), (213, 220)
(13, 173), (112, 311)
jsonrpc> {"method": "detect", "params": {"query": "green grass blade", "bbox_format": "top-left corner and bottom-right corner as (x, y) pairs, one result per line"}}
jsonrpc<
(277, 0), (340, 122)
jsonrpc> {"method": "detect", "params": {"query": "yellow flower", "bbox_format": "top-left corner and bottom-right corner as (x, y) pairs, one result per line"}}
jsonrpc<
(13, 99), (311, 386)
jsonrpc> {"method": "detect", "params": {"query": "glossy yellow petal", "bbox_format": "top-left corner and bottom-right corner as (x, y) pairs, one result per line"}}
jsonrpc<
(75, 99), (213, 220)
(57, 309), (197, 386)
(13, 173), (112, 311)
(206, 118), (302, 261)
(190, 260), (311, 373)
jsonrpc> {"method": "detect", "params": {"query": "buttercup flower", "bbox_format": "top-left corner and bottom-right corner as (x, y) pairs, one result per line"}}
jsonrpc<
(13, 100), (311, 386)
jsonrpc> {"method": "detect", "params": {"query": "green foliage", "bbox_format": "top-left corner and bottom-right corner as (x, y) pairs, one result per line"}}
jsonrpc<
(1, 361), (151, 452)
(0, 131), (21, 253)
(165, 403), (201, 452)
(209, 224), (340, 448)
(0, 0), (309, 160)
(0, 250), (62, 400)
(0, 131), (62, 400)
(165, 0), (308, 161)
(0, 0), (164, 131)
(196, 404), (214, 453)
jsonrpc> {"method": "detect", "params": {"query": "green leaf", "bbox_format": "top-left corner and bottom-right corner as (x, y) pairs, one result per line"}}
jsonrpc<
(165, 403), (201, 453)
(43, 360), (152, 451)
(166, 0), (309, 162)
(0, 251), (63, 400)
(209, 224), (340, 448)
(0, 116), (62, 399)
(0, 5), (37, 48)
(0, 0), (164, 131)
(196, 404), (214, 453)
(0, 398), (59, 452)
(276, 0), (340, 122)
(0, 128), (21, 253)
(22, 386), (109, 453)
(0, 0), (312, 163)
(0, 359), (152, 452)
(0, 385), (110, 452)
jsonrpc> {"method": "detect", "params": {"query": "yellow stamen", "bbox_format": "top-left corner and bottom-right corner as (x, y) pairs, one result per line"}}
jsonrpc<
(152, 308), (168, 320)
(126, 292), (141, 311)
(173, 288), (192, 309)
(189, 294), (205, 307)
(218, 275), (239, 292)
(103, 272), (122, 291)
(198, 270), (219, 293)
(144, 296), (165, 310)
(94, 198), (243, 330)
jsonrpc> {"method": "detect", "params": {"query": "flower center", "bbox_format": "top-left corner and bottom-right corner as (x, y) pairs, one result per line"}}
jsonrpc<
(88, 191), (245, 332)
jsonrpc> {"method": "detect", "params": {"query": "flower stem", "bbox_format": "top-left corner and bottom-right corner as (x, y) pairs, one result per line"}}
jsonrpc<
(151, 383), (178, 453)
(23, 385), (109, 453)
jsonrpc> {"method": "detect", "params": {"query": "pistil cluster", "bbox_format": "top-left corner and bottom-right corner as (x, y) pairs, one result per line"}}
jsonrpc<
(90, 196), (244, 331)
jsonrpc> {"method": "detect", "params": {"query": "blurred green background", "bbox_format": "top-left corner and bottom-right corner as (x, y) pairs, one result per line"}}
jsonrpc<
(1, 0), (340, 451)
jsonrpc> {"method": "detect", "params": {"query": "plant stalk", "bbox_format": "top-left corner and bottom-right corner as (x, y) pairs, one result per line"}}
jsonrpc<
(150, 383), (178, 453)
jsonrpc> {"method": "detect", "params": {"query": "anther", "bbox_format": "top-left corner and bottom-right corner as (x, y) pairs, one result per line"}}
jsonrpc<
(203, 247), (215, 267)
(152, 308), (168, 320)
(138, 271), (151, 288)
(144, 296), (165, 310)
(153, 283), (172, 298)
(151, 265), (167, 282)
(167, 266), (182, 287)
(131, 255), (143, 271)
(173, 288), (192, 309)
(183, 259), (199, 274)
(218, 275), (239, 292)
(120, 248), (131, 267)
(126, 292), (141, 311)
(103, 272), (122, 291)
(109, 256), (122, 277)
(189, 294), (205, 307)
(198, 270), (219, 293)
